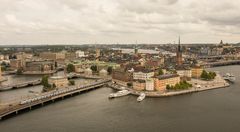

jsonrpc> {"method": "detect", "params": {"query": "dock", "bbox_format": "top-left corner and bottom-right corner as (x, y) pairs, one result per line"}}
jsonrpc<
(0, 79), (42, 91)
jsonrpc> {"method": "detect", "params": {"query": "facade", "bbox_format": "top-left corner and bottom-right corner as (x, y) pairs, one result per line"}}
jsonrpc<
(133, 80), (145, 91)
(133, 70), (154, 80)
(191, 65), (203, 78)
(39, 52), (65, 61)
(145, 78), (154, 91)
(10, 59), (23, 69)
(23, 60), (56, 74)
(176, 66), (192, 80)
(112, 68), (132, 87)
(76, 50), (85, 58)
(48, 76), (68, 88)
(154, 74), (180, 91)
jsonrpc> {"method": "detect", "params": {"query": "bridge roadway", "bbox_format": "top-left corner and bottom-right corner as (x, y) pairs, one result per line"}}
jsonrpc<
(203, 60), (240, 67)
(0, 79), (111, 120)
(0, 79), (42, 91)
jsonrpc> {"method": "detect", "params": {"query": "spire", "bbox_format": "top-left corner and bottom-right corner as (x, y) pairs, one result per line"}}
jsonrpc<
(178, 36), (181, 52)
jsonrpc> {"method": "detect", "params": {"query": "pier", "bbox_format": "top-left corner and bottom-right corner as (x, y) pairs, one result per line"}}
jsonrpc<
(0, 79), (42, 91)
(0, 79), (111, 120)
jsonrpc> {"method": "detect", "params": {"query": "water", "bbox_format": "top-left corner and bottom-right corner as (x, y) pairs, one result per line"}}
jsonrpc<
(0, 65), (240, 132)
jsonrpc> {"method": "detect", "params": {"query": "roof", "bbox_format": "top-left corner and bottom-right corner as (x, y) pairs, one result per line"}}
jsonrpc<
(156, 74), (179, 80)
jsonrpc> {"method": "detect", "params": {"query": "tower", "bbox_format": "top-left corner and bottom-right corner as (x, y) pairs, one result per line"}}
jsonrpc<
(176, 36), (183, 66)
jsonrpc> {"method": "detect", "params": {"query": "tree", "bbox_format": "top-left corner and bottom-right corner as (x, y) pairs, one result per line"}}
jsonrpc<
(41, 75), (50, 88)
(69, 80), (75, 85)
(16, 68), (23, 75)
(90, 65), (98, 72)
(67, 63), (75, 73)
(201, 70), (216, 80)
(107, 66), (113, 75)
(158, 69), (164, 75)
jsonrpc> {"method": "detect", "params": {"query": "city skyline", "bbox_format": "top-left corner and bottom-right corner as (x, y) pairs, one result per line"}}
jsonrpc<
(0, 0), (240, 45)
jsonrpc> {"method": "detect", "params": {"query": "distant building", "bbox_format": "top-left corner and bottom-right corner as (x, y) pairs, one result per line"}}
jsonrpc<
(76, 50), (85, 58)
(23, 60), (56, 74)
(133, 69), (154, 80)
(154, 74), (180, 91)
(99, 69), (108, 77)
(191, 65), (203, 78)
(84, 68), (92, 75)
(48, 76), (68, 88)
(39, 52), (65, 61)
(10, 59), (22, 70)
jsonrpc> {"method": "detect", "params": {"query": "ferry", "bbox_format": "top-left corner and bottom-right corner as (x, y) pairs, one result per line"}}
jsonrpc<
(223, 73), (236, 83)
(109, 90), (131, 98)
(137, 93), (146, 102)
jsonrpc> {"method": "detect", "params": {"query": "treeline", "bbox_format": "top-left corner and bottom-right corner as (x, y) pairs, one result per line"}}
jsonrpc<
(166, 81), (192, 90)
(201, 70), (216, 80)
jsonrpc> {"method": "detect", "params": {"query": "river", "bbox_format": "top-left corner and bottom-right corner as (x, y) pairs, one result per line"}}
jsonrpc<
(0, 65), (240, 132)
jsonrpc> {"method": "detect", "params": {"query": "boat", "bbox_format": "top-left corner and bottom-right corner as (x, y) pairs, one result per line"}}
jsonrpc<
(223, 73), (236, 83)
(109, 90), (131, 98)
(137, 93), (146, 102)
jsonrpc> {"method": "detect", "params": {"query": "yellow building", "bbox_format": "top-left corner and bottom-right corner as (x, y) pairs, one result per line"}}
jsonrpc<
(154, 74), (180, 91)
(191, 65), (203, 78)
(133, 80), (145, 91)
(48, 76), (69, 88)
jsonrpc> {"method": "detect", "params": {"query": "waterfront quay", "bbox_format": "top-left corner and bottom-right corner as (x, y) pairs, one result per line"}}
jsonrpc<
(108, 73), (229, 97)
(0, 79), (41, 91)
(0, 79), (111, 120)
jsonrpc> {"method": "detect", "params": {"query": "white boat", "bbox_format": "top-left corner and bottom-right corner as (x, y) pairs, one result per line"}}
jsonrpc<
(223, 73), (236, 83)
(109, 90), (131, 98)
(137, 93), (146, 102)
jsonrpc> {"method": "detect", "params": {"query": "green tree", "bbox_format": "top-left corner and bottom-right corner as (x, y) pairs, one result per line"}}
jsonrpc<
(67, 63), (75, 73)
(41, 75), (51, 88)
(158, 69), (164, 75)
(107, 66), (113, 75)
(90, 65), (98, 72)
(69, 80), (75, 85)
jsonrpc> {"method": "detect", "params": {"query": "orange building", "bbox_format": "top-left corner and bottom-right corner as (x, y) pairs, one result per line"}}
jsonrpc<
(154, 74), (180, 91)
(133, 80), (146, 91)
(191, 65), (203, 78)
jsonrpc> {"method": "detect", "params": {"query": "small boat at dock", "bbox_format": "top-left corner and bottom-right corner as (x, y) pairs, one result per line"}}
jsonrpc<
(137, 93), (146, 102)
(223, 73), (236, 83)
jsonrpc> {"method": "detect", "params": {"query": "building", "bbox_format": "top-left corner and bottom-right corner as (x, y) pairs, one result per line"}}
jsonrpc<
(39, 52), (65, 61)
(48, 76), (69, 88)
(191, 65), (204, 78)
(145, 78), (154, 91)
(176, 66), (192, 80)
(154, 74), (180, 91)
(10, 59), (23, 70)
(84, 68), (92, 75)
(112, 68), (132, 87)
(133, 80), (145, 91)
(99, 69), (108, 77)
(23, 60), (56, 74)
(133, 69), (154, 80)
(176, 37), (183, 66)
(76, 50), (85, 58)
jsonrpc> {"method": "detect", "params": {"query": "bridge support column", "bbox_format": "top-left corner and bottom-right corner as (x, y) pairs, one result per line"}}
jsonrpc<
(29, 106), (32, 110)
(15, 111), (18, 114)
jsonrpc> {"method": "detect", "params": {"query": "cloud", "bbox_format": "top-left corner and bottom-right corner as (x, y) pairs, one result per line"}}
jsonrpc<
(0, 0), (239, 44)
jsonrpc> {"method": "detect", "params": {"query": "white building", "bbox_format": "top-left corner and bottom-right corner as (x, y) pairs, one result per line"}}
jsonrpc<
(133, 70), (154, 80)
(76, 50), (85, 58)
(99, 69), (108, 77)
(145, 78), (154, 91)
(176, 69), (192, 78)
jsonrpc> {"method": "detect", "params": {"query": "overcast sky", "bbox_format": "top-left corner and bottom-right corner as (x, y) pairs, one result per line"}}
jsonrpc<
(0, 0), (239, 45)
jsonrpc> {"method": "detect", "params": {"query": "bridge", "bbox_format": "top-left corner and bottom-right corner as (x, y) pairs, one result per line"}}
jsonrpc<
(203, 60), (240, 68)
(67, 73), (103, 79)
(0, 79), (42, 91)
(0, 79), (111, 120)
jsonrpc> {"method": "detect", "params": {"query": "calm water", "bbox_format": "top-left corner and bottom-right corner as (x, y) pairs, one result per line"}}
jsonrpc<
(0, 65), (240, 132)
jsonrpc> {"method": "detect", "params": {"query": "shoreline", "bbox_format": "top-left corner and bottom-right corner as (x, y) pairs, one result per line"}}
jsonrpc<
(108, 74), (230, 97)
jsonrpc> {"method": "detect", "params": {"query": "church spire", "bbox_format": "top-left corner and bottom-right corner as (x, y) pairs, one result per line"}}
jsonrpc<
(178, 36), (181, 52)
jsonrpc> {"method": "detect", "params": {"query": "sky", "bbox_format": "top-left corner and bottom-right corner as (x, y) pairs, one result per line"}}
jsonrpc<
(0, 0), (239, 45)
